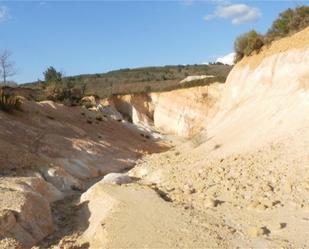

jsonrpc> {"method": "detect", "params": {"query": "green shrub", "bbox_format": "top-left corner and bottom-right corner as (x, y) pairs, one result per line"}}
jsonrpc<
(266, 6), (309, 42)
(234, 6), (309, 63)
(43, 66), (62, 84)
(234, 30), (264, 63)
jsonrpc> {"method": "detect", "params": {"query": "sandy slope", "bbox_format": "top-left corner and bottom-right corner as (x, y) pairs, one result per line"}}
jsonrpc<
(78, 183), (230, 248)
(0, 100), (166, 248)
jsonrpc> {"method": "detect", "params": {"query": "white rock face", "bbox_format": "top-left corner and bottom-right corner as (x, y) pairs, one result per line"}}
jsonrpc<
(101, 173), (132, 185)
(202, 45), (309, 155)
(111, 94), (154, 126)
(151, 84), (223, 137)
(111, 84), (224, 137)
(180, 75), (215, 83)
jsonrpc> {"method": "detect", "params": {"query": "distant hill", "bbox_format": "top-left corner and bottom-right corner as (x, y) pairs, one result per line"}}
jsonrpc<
(22, 64), (232, 98)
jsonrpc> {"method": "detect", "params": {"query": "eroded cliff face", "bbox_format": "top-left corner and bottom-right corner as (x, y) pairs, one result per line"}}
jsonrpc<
(111, 83), (224, 137)
(110, 28), (309, 145)
(200, 27), (309, 156)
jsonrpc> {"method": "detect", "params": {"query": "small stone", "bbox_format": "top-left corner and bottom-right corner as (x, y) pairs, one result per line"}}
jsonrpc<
(261, 183), (274, 192)
(183, 184), (196, 194)
(256, 203), (268, 210)
(269, 222), (287, 231)
(247, 201), (260, 209)
(95, 115), (103, 121)
(247, 226), (270, 237)
(204, 198), (218, 208)
(272, 200), (282, 207)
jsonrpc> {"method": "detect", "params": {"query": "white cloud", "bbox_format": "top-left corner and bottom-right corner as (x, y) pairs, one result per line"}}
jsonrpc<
(204, 3), (261, 25)
(216, 52), (236, 65)
(0, 6), (9, 22)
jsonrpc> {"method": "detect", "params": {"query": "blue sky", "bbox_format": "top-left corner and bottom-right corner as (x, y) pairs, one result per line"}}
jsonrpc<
(0, 0), (303, 83)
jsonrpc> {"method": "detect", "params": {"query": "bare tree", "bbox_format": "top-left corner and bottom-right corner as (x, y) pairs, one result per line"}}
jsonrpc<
(0, 50), (16, 84)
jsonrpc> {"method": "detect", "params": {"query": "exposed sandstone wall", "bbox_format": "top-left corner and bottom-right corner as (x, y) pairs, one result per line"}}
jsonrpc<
(111, 83), (224, 137)
(111, 94), (155, 126)
(197, 28), (309, 155)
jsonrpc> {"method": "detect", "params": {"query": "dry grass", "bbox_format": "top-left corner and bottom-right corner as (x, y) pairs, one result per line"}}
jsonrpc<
(0, 87), (22, 112)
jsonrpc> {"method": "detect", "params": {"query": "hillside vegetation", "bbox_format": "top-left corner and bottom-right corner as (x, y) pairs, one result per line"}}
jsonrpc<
(22, 64), (231, 101)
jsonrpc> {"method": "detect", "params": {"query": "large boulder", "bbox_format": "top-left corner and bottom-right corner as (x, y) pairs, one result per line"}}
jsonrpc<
(0, 190), (53, 247)
(0, 177), (58, 247)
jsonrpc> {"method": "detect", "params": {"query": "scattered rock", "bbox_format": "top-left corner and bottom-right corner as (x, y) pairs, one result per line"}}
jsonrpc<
(261, 183), (274, 192)
(183, 184), (196, 194)
(247, 226), (270, 237)
(269, 222), (287, 231)
(95, 114), (104, 121)
(46, 115), (55, 120)
(204, 198), (220, 208)
(247, 200), (260, 209)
